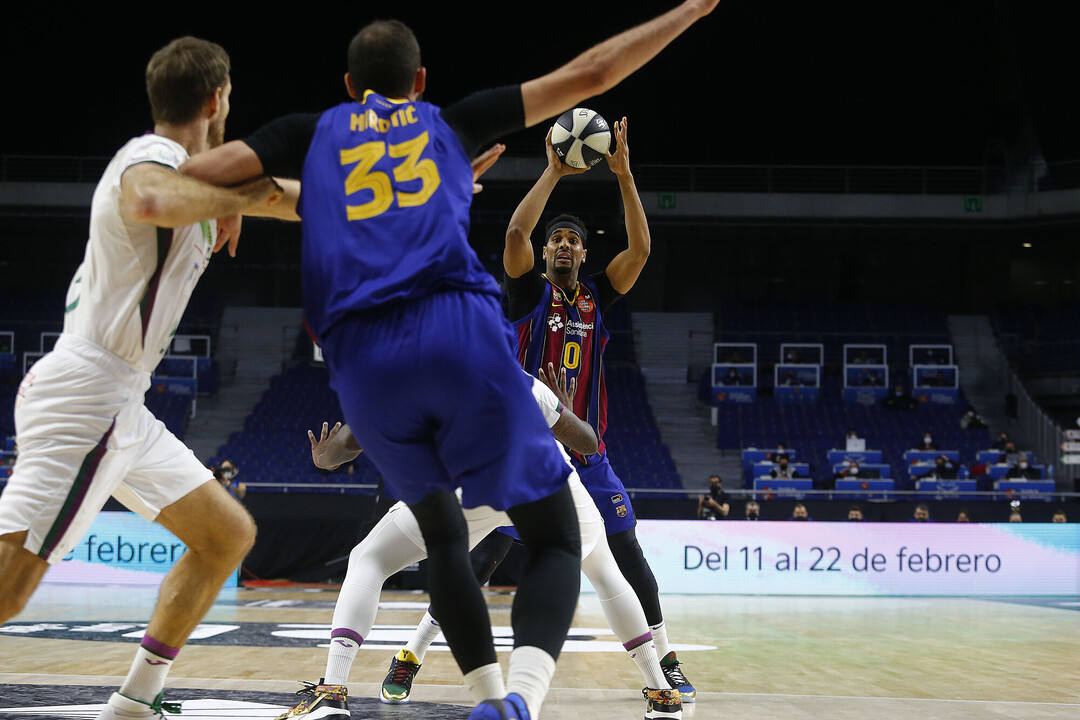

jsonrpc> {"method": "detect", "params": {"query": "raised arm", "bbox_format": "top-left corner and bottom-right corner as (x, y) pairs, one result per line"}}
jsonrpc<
(119, 163), (282, 228)
(602, 118), (651, 293)
(520, 0), (720, 127)
(504, 130), (586, 278)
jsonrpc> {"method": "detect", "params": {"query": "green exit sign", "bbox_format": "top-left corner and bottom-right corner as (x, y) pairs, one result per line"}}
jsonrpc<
(658, 192), (677, 210)
(963, 195), (983, 212)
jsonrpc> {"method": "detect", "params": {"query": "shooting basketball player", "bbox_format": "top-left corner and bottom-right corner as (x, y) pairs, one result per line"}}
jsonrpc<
(0, 37), (292, 720)
(502, 120), (696, 701)
(181, 4), (719, 717)
(275, 371), (680, 719)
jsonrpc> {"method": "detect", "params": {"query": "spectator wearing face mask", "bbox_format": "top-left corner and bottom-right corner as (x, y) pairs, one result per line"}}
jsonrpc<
(789, 502), (813, 521)
(1052, 509), (1067, 523)
(918, 455), (958, 480)
(992, 432), (1011, 451)
(769, 455), (799, 479)
(916, 432), (938, 451)
(847, 504), (864, 522)
(215, 459), (246, 500)
(744, 501), (761, 521)
(1006, 454), (1040, 479)
(835, 459), (861, 480)
(960, 407), (987, 430)
(697, 474), (730, 520)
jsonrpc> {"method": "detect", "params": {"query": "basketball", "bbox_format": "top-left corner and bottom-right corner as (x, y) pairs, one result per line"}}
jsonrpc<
(551, 108), (611, 169)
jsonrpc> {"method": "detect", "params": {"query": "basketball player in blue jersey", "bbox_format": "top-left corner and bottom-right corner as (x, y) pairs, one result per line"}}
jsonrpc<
(502, 123), (697, 701)
(182, 4), (719, 718)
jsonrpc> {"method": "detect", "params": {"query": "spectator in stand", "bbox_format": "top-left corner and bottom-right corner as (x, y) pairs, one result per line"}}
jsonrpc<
(999, 441), (1020, 465)
(769, 456), (799, 479)
(960, 407), (988, 430)
(1009, 510), (1023, 523)
(768, 443), (790, 462)
(1052, 509), (1067, 523)
(724, 367), (743, 386)
(845, 429), (865, 451)
(697, 474), (730, 520)
(916, 432), (938, 451)
(744, 500), (760, 521)
(883, 384), (916, 410)
(214, 460), (246, 501)
(918, 455), (958, 480)
(956, 509), (972, 522)
(1006, 454), (1040, 479)
(992, 431), (1011, 451)
(910, 503), (932, 522)
(789, 502), (812, 521)
(835, 459), (875, 480)
(847, 505), (864, 522)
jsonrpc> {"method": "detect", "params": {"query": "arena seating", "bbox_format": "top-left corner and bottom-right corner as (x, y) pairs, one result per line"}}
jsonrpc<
(993, 304), (1080, 375)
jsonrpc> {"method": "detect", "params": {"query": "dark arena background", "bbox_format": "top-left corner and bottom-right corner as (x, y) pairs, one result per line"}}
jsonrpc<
(1, 2), (1078, 719)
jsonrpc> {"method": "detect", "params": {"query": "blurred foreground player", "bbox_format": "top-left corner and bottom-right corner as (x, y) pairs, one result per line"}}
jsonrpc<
(0, 37), (291, 720)
(277, 372), (680, 719)
(502, 123), (696, 700)
(182, 5), (719, 717)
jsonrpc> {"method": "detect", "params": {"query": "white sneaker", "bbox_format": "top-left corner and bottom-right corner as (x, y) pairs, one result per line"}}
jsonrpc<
(96, 691), (180, 720)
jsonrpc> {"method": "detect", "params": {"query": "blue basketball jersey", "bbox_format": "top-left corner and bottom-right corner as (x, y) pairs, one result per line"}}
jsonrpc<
(299, 91), (500, 339)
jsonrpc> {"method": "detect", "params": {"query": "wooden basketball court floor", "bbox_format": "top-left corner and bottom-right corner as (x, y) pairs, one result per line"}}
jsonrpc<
(2, 584), (1078, 719)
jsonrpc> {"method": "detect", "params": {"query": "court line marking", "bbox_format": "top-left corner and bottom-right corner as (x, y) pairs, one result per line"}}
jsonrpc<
(1, 675), (1077, 708)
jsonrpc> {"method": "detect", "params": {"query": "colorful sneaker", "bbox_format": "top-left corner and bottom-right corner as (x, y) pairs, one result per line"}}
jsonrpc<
(274, 680), (349, 720)
(467, 693), (530, 720)
(643, 687), (683, 719)
(660, 651), (696, 702)
(380, 649), (422, 704)
(96, 691), (181, 720)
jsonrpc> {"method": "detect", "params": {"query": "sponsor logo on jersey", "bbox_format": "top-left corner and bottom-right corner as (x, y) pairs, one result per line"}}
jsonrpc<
(577, 296), (594, 312)
(565, 320), (594, 337)
(610, 493), (623, 505)
(547, 314), (564, 332)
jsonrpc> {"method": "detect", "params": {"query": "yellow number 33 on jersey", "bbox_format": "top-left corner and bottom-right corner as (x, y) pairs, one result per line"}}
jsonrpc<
(340, 131), (441, 221)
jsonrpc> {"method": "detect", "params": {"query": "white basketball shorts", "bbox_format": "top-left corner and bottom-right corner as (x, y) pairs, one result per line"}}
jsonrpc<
(0, 334), (213, 564)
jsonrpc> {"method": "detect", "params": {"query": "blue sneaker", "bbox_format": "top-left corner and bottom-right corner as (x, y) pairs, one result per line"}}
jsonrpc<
(468, 693), (530, 720)
(660, 651), (696, 703)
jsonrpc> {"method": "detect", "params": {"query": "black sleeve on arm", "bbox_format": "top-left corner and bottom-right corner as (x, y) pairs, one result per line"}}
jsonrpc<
(590, 271), (624, 314)
(441, 85), (525, 159)
(243, 113), (320, 178)
(504, 272), (547, 322)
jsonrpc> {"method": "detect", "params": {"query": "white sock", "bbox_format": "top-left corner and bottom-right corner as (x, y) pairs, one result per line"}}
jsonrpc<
(506, 646), (556, 719)
(118, 646), (174, 705)
(404, 611), (442, 663)
(464, 662), (506, 704)
(650, 621), (670, 658)
(627, 636), (667, 689)
(324, 630), (362, 685)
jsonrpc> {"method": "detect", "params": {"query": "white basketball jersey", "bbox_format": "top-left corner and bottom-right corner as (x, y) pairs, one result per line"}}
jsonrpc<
(63, 134), (215, 373)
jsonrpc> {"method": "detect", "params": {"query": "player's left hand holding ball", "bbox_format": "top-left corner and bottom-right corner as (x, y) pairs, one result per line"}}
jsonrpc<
(605, 117), (630, 178)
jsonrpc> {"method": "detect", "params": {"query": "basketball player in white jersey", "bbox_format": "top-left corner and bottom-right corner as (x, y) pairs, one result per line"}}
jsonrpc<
(278, 371), (681, 720)
(0, 37), (291, 720)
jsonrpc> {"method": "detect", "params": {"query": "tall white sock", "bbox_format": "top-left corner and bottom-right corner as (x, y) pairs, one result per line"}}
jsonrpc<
(506, 646), (556, 719)
(626, 636), (667, 688)
(464, 662), (506, 703)
(650, 621), (671, 658)
(404, 611), (442, 663)
(118, 636), (177, 705)
(325, 629), (362, 685)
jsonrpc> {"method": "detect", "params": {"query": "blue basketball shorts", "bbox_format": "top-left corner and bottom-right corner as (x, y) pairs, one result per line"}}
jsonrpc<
(322, 290), (570, 510)
(573, 453), (637, 535)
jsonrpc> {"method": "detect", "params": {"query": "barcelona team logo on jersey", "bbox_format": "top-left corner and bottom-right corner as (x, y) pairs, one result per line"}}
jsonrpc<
(577, 296), (594, 312)
(610, 493), (623, 505)
(616, 505), (628, 518)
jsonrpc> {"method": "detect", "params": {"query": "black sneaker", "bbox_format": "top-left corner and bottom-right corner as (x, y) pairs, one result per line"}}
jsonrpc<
(643, 687), (682, 719)
(380, 649), (422, 704)
(660, 651), (696, 703)
(274, 679), (349, 720)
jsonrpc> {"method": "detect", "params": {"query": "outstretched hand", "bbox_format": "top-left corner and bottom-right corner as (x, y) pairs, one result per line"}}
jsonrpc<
(604, 117), (630, 177)
(540, 361), (578, 411)
(472, 143), (505, 194)
(545, 127), (590, 177)
(307, 421), (356, 470)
